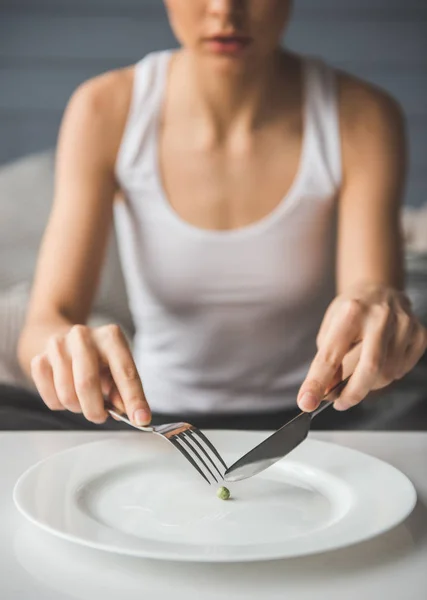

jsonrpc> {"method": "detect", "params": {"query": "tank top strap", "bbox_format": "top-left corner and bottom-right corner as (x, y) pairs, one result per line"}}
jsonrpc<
(115, 50), (171, 181)
(304, 57), (342, 191)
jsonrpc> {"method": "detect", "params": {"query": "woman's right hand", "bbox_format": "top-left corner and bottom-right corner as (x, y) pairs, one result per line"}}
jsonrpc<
(30, 324), (151, 426)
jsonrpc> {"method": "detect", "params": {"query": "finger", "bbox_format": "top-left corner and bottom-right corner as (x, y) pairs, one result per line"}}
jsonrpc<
(31, 353), (64, 411)
(47, 335), (82, 413)
(334, 306), (391, 410)
(107, 380), (126, 414)
(399, 325), (427, 378)
(99, 365), (126, 414)
(298, 300), (363, 411)
(68, 325), (107, 424)
(95, 325), (151, 426)
(99, 366), (114, 397)
(324, 365), (343, 395)
(395, 318), (416, 379)
(316, 302), (336, 348)
(382, 312), (412, 381)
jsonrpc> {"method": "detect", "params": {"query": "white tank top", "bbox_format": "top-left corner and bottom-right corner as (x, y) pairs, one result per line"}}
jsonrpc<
(114, 50), (341, 415)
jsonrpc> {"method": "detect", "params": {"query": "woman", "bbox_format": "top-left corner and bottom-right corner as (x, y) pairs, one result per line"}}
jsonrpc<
(17, 0), (426, 430)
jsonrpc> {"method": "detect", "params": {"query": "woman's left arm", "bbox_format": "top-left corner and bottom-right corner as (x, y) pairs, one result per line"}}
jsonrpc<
(298, 74), (427, 412)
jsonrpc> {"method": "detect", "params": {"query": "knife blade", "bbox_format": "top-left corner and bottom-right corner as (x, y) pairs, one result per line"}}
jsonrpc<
(223, 376), (350, 482)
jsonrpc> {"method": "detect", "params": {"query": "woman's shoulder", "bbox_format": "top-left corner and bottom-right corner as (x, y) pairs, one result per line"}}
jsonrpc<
(63, 51), (169, 162)
(67, 65), (136, 131)
(59, 63), (139, 171)
(300, 55), (405, 190)
(70, 50), (169, 119)
(299, 51), (400, 116)
(330, 65), (406, 193)
(325, 65), (404, 145)
(302, 54), (402, 122)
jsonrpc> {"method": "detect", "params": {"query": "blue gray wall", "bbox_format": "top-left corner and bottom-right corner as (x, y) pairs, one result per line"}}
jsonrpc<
(1, 0), (426, 205)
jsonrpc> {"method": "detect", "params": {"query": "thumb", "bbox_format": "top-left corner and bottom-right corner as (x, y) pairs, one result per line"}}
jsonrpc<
(297, 364), (343, 412)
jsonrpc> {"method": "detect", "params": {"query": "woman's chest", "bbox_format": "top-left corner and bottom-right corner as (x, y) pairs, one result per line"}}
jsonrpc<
(117, 191), (336, 315)
(158, 124), (303, 232)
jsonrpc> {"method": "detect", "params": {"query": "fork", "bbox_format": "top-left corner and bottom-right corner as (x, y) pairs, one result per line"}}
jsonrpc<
(104, 402), (228, 485)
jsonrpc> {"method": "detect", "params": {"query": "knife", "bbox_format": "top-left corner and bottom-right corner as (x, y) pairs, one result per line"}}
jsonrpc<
(223, 375), (351, 482)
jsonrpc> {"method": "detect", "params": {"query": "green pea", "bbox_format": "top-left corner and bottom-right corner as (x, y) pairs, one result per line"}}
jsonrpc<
(217, 486), (231, 500)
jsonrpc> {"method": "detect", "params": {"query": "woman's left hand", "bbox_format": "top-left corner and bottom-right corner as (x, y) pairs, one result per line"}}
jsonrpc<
(297, 283), (427, 412)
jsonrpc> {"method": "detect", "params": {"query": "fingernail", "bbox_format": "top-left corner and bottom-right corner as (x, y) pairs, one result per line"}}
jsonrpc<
(299, 392), (318, 411)
(334, 402), (350, 412)
(134, 409), (151, 426)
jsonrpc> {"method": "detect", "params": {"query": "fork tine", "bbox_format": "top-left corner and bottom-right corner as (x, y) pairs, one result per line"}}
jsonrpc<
(192, 428), (228, 470)
(183, 431), (224, 479)
(168, 436), (212, 485)
(176, 433), (219, 483)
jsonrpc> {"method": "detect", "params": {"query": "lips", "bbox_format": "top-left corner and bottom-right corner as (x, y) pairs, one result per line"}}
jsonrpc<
(204, 34), (252, 56)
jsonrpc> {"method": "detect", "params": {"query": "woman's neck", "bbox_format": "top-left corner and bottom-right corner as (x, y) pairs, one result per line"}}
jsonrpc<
(172, 49), (294, 142)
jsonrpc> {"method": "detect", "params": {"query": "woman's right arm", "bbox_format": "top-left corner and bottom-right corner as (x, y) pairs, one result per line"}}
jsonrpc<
(18, 70), (152, 426)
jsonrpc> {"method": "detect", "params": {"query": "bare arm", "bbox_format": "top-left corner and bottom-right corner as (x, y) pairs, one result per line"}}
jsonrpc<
(298, 75), (426, 412)
(19, 73), (121, 370)
(336, 74), (406, 293)
(18, 69), (152, 426)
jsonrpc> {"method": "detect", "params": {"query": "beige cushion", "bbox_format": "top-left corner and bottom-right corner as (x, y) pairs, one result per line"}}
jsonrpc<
(0, 151), (133, 333)
(402, 204), (427, 253)
(0, 282), (30, 387)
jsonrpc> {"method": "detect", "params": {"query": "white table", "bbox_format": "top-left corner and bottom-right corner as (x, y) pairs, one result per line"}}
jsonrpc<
(1, 431), (426, 600)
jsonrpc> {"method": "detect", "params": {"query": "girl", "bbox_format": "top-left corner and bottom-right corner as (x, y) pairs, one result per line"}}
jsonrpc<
(18, 0), (426, 429)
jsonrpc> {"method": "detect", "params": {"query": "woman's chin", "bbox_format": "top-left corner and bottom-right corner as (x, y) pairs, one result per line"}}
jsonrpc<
(198, 49), (259, 77)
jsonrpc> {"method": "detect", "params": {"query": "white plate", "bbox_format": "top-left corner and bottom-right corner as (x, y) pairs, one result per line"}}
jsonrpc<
(13, 431), (416, 562)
